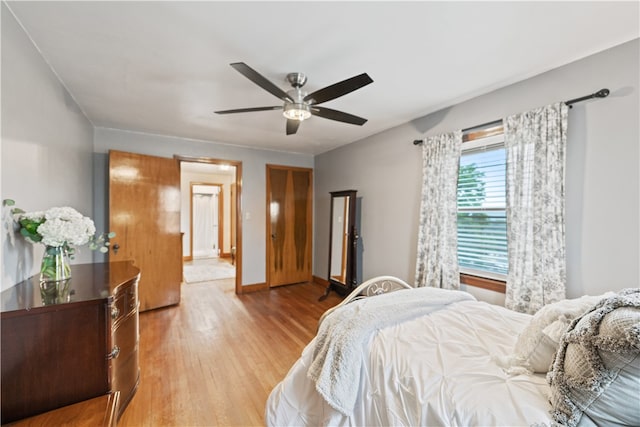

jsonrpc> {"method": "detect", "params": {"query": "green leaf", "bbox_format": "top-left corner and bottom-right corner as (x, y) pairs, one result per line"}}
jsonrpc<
(108, 232), (116, 238)
(20, 228), (42, 242)
(3, 199), (15, 207)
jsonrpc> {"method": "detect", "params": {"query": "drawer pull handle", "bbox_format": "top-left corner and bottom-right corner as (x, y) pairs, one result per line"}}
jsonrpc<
(107, 346), (120, 360)
(111, 306), (120, 319)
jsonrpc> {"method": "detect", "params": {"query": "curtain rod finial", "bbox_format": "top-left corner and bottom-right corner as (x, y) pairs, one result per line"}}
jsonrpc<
(595, 88), (610, 98)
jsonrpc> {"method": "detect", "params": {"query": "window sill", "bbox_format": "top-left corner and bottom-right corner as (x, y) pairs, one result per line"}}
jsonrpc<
(460, 273), (506, 294)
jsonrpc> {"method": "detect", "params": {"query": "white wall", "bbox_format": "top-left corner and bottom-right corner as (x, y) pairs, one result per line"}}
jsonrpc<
(314, 39), (640, 302)
(1, 4), (95, 290)
(180, 170), (233, 257)
(93, 128), (314, 286)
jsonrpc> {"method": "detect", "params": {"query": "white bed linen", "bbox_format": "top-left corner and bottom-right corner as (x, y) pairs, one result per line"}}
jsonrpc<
(266, 300), (554, 426)
(309, 287), (474, 416)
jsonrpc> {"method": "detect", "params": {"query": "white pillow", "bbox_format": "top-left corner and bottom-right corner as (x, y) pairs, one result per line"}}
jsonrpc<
(499, 293), (614, 374)
(547, 289), (640, 427)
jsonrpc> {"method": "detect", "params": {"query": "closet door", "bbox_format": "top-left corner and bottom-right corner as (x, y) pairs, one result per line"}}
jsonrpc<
(266, 165), (313, 287)
(109, 150), (182, 311)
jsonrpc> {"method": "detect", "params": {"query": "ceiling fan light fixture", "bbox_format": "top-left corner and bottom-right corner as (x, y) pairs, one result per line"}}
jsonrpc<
(219, 63), (372, 134)
(283, 103), (312, 121)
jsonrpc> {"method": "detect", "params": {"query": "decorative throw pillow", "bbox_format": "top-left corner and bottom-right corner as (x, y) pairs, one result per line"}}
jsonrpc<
(547, 288), (640, 427)
(498, 293), (613, 374)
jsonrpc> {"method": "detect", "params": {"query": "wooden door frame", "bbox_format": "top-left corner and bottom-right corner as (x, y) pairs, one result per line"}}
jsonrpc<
(176, 155), (243, 295)
(189, 182), (223, 260)
(266, 164), (313, 287)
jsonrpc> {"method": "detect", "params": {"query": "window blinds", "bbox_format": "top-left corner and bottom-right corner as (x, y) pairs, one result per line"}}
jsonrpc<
(457, 142), (508, 278)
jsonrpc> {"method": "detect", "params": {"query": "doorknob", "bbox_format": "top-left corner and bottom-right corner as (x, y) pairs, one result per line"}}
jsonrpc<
(112, 243), (120, 254)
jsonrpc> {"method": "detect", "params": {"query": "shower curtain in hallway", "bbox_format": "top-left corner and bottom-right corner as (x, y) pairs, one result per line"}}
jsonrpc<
(193, 188), (219, 258)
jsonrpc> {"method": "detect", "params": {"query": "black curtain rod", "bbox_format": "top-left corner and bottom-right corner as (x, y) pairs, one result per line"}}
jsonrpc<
(565, 88), (610, 106)
(413, 88), (610, 145)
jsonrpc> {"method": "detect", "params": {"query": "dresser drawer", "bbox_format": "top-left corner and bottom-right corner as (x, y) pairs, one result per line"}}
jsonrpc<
(112, 349), (139, 409)
(126, 283), (138, 312)
(110, 293), (126, 326)
(111, 309), (139, 409)
(111, 283), (137, 327)
(113, 311), (138, 358)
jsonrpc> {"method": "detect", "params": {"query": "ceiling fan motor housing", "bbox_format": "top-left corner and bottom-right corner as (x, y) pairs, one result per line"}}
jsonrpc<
(286, 72), (307, 88)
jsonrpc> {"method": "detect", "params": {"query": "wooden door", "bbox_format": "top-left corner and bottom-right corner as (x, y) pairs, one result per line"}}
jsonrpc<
(109, 150), (182, 311)
(267, 165), (313, 287)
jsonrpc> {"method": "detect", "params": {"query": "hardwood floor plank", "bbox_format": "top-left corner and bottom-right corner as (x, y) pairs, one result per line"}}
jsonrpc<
(118, 278), (341, 426)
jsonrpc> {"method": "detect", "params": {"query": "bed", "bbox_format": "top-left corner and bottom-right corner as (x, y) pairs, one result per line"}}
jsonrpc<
(265, 277), (640, 427)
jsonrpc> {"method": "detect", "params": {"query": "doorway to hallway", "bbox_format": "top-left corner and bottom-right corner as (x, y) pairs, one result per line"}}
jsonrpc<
(179, 159), (240, 290)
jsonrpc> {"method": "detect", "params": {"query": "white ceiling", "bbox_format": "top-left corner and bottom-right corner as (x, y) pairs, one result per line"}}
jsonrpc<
(6, 1), (639, 155)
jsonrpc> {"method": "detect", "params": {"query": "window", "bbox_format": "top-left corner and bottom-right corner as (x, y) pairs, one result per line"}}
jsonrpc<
(457, 133), (508, 282)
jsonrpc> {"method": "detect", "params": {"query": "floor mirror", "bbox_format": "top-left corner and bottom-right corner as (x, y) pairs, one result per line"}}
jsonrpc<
(320, 190), (358, 299)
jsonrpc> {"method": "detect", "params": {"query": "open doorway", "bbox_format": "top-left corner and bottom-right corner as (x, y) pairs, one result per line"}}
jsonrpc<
(178, 158), (242, 294)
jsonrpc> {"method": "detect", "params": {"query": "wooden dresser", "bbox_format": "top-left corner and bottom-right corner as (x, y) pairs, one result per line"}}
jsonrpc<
(1, 262), (140, 424)
(5, 392), (120, 427)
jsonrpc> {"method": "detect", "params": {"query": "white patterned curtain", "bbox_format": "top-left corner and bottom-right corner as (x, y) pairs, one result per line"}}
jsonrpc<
(504, 102), (568, 313)
(415, 131), (462, 289)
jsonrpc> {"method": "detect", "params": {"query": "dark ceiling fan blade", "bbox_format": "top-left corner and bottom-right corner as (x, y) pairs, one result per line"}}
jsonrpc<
(286, 119), (300, 135)
(230, 62), (293, 103)
(303, 73), (373, 105)
(311, 106), (368, 126)
(214, 106), (282, 114)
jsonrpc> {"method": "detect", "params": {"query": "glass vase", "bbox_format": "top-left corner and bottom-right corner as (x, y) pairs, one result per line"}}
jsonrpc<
(40, 245), (72, 283)
(39, 279), (71, 305)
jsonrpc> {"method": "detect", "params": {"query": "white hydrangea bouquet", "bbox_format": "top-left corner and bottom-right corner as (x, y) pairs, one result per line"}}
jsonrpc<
(6, 200), (114, 283)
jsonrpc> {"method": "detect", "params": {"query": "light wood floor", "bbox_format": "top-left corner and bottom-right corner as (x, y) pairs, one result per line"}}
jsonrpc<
(118, 278), (341, 426)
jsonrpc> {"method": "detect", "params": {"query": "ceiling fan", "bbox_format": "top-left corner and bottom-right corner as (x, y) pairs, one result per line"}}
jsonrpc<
(215, 62), (373, 135)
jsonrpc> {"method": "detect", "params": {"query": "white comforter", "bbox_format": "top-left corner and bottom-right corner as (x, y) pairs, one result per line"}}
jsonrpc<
(266, 297), (553, 426)
(309, 287), (475, 416)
